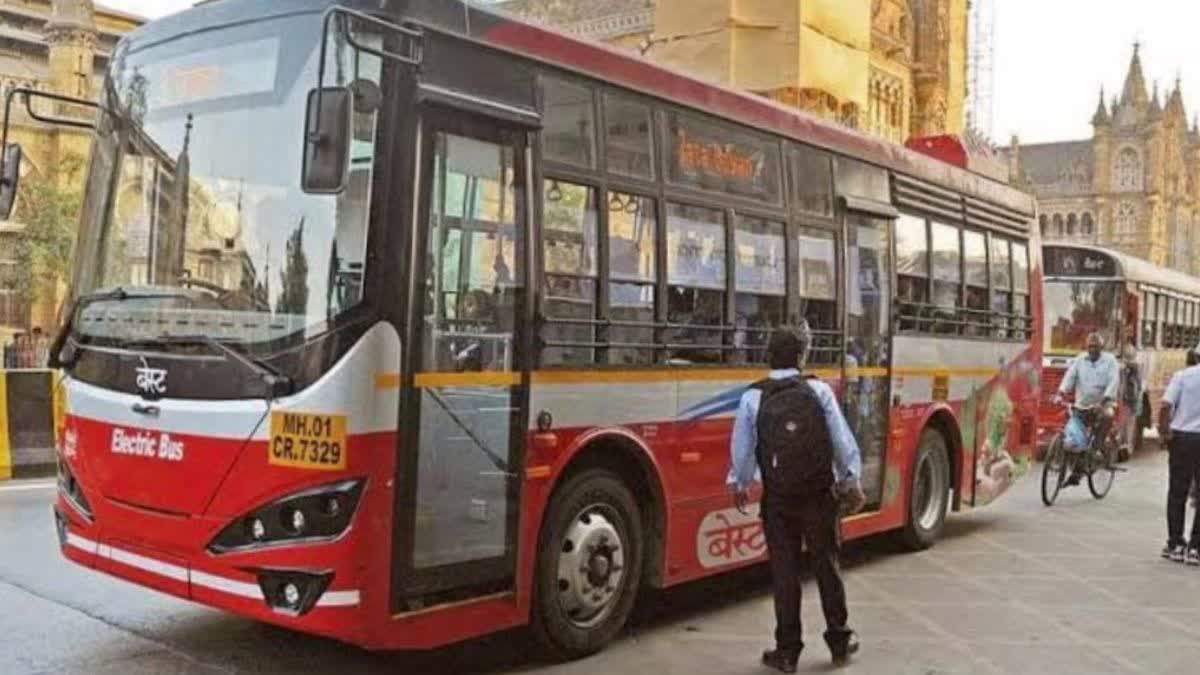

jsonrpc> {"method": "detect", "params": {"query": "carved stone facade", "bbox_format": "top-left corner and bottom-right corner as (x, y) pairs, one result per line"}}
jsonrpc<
(499, 0), (969, 141)
(1005, 46), (1200, 275)
(0, 0), (142, 331)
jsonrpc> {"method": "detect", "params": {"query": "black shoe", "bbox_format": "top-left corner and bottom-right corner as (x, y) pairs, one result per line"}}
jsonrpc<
(762, 649), (799, 674)
(1162, 543), (1178, 559)
(1064, 471), (1083, 487)
(1188, 547), (1200, 566)
(830, 632), (860, 666)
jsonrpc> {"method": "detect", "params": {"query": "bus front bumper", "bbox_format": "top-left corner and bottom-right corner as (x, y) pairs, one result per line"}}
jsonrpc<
(53, 504), (368, 645)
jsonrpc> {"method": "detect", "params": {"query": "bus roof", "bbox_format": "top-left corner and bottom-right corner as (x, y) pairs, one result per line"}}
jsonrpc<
(129, 0), (1035, 218)
(412, 0), (1035, 217)
(1045, 243), (1200, 298)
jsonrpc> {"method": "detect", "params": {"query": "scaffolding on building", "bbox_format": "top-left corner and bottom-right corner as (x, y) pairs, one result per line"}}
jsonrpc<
(967, 0), (996, 140)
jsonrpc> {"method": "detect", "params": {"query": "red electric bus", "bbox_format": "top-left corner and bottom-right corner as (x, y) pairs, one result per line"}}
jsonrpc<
(39, 0), (1041, 658)
(1039, 243), (1200, 457)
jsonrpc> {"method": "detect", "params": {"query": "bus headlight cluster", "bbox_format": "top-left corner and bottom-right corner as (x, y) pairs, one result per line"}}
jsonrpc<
(57, 459), (92, 520)
(208, 480), (364, 553)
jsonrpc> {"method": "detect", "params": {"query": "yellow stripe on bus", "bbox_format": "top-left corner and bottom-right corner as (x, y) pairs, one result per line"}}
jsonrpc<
(413, 372), (522, 388)
(380, 365), (998, 390)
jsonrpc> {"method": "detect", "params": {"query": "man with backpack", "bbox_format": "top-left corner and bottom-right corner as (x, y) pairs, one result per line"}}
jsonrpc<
(728, 322), (865, 672)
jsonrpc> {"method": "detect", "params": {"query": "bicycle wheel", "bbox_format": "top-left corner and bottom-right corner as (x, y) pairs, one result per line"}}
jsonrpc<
(1088, 435), (1118, 499)
(1042, 435), (1068, 506)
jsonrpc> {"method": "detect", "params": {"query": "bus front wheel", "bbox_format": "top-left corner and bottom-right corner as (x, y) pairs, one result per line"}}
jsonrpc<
(898, 430), (951, 551)
(531, 468), (643, 661)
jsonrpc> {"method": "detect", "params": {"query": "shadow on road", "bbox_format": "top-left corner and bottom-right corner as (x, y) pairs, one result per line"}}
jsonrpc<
(167, 523), (990, 674)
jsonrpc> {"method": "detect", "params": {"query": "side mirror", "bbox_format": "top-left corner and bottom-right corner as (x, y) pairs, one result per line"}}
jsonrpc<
(301, 87), (351, 194)
(0, 144), (22, 220)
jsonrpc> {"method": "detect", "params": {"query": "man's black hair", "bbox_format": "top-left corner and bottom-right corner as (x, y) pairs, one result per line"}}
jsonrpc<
(767, 323), (812, 370)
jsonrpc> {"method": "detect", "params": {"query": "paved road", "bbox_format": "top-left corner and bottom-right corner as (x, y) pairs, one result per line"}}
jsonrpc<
(2, 448), (1198, 675)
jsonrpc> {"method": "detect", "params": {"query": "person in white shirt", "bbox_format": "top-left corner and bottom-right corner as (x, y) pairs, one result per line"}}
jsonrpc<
(1158, 347), (1200, 563)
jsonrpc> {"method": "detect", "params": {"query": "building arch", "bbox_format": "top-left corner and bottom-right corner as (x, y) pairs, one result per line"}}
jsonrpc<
(1052, 213), (1065, 236)
(1081, 212), (1095, 235)
(1066, 213), (1078, 235)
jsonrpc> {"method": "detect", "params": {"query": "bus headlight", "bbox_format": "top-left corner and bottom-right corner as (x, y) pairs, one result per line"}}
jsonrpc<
(57, 459), (92, 521)
(208, 480), (364, 554)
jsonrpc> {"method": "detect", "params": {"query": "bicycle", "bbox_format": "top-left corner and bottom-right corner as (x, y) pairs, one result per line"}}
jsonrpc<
(1041, 403), (1122, 506)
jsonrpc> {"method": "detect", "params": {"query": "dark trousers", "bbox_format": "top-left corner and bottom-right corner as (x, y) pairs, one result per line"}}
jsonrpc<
(762, 492), (852, 655)
(1167, 431), (1200, 548)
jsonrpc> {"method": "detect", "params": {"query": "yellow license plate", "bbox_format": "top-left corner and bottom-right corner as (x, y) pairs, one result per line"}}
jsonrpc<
(268, 412), (348, 471)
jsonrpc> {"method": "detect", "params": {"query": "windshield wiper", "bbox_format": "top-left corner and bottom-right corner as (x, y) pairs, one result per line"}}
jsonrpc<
(159, 334), (294, 400)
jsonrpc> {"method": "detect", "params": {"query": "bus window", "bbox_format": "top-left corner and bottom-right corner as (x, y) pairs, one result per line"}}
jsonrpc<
(1012, 242), (1030, 339)
(604, 93), (655, 179)
(790, 144), (834, 217)
(1142, 292), (1156, 347)
(424, 133), (523, 373)
(666, 203), (727, 364)
(541, 180), (599, 366)
(930, 222), (962, 334)
(608, 192), (658, 366)
(835, 157), (890, 203)
(990, 237), (1012, 338)
(895, 214), (928, 333)
(542, 77), (596, 168)
(964, 230), (989, 336)
(797, 227), (839, 364)
(733, 216), (786, 364)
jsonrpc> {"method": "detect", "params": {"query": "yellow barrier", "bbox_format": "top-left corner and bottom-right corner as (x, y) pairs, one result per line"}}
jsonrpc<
(0, 369), (58, 480)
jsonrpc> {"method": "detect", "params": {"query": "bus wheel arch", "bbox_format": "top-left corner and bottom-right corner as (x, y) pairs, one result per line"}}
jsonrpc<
(897, 416), (957, 551)
(922, 410), (962, 511)
(529, 432), (666, 660)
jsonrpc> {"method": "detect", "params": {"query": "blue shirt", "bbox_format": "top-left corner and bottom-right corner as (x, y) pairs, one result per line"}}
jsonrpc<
(1058, 351), (1120, 407)
(726, 368), (863, 493)
(1164, 364), (1200, 433)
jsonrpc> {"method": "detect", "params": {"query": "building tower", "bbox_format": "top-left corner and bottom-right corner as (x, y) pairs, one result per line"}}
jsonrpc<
(45, 0), (98, 100)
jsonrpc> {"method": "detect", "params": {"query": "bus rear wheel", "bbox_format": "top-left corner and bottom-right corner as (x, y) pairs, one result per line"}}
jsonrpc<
(531, 468), (643, 661)
(899, 430), (951, 551)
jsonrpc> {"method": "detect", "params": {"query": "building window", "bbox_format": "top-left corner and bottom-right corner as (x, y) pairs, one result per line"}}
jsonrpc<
(1081, 212), (1095, 236)
(1039, 214), (1048, 235)
(1052, 213), (1064, 236)
(1116, 201), (1138, 236)
(1115, 147), (1142, 191)
(1066, 213), (1077, 236)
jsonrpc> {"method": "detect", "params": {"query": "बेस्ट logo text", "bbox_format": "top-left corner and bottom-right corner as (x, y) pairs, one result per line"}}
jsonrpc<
(110, 427), (185, 462)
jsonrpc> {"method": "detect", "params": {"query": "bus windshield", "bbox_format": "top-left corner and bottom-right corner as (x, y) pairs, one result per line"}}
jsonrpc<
(1043, 280), (1121, 354)
(71, 12), (379, 350)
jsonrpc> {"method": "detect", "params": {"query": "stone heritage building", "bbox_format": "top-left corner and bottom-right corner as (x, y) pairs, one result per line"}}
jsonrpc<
(499, 0), (970, 144)
(0, 0), (142, 333)
(1004, 46), (1200, 274)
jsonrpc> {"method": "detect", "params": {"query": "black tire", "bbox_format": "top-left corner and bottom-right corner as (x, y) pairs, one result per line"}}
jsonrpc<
(1133, 422), (1144, 455)
(899, 430), (951, 551)
(1088, 437), (1117, 499)
(531, 469), (643, 661)
(1041, 435), (1067, 506)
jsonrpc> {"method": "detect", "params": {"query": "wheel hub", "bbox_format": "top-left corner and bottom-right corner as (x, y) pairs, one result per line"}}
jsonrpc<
(557, 508), (626, 628)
